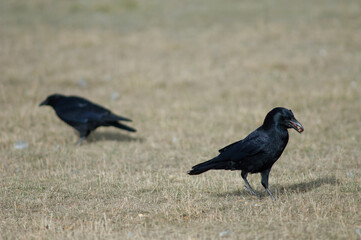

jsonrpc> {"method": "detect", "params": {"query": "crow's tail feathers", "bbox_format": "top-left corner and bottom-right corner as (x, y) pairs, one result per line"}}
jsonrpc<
(110, 122), (136, 132)
(116, 115), (132, 122)
(110, 114), (132, 122)
(188, 157), (226, 175)
(104, 113), (132, 122)
(188, 165), (212, 175)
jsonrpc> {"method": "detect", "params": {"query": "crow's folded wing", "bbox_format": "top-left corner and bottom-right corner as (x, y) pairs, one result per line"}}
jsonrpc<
(217, 130), (269, 162)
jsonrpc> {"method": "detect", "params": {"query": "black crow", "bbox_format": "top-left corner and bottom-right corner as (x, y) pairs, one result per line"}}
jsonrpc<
(39, 94), (136, 144)
(188, 107), (304, 200)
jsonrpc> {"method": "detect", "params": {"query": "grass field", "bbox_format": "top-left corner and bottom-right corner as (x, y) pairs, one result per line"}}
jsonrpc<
(1, 0), (360, 239)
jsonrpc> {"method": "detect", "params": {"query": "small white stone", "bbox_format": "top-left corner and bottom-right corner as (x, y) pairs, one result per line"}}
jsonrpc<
(77, 78), (88, 88)
(110, 92), (119, 100)
(319, 48), (327, 56)
(219, 230), (231, 237)
(346, 171), (354, 178)
(350, 81), (357, 88)
(104, 74), (112, 81)
(14, 141), (28, 150)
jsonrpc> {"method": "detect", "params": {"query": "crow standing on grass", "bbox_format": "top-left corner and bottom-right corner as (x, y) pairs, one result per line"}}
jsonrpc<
(188, 107), (304, 200)
(39, 94), (136, 144)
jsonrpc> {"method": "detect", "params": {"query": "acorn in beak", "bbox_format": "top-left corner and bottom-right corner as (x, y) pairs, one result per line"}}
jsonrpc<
(288, 119), (304, 133)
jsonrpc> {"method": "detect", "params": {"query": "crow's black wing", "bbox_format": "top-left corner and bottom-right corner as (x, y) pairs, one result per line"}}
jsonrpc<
(218, 139), (243, 153)
(217, 129), (269, 162)
(56, 96), (130, 124)
(54, 97), (105, 123)
(188, 130), (269, 174)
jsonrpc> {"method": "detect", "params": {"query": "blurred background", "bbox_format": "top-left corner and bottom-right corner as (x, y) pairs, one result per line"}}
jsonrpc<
(1, 0), (360, 145)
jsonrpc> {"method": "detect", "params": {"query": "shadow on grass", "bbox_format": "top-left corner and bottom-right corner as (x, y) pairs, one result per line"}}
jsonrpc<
(215, 176), (339, 198)
(273, 176), (340, 194)
(87, 131), (144, 143)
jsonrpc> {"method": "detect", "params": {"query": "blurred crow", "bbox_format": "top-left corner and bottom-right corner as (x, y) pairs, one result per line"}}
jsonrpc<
(40, 94), (136, 144)
(188, 107), (303, 200)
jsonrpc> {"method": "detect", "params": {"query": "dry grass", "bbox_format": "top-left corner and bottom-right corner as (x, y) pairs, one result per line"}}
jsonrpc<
(0, 0), (360, 239)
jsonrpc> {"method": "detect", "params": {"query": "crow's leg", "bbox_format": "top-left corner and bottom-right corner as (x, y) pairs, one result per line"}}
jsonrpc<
(241, 171), (260, 197)
(75, 130), (90, 145)
(261, 168), (275, 200)
(75, 137), (85, 145)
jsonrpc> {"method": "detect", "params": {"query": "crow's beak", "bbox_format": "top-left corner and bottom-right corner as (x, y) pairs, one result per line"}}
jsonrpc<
(289, 119), (304, 133)
(39, 100), (47, 107)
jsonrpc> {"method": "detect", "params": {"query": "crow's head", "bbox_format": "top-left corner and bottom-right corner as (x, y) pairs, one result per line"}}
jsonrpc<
(264, 107), (304, 133)
(39, 94), (65, 107)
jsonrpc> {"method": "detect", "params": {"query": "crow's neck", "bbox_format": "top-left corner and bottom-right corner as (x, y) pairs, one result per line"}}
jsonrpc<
(263, 121), (288, 134)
